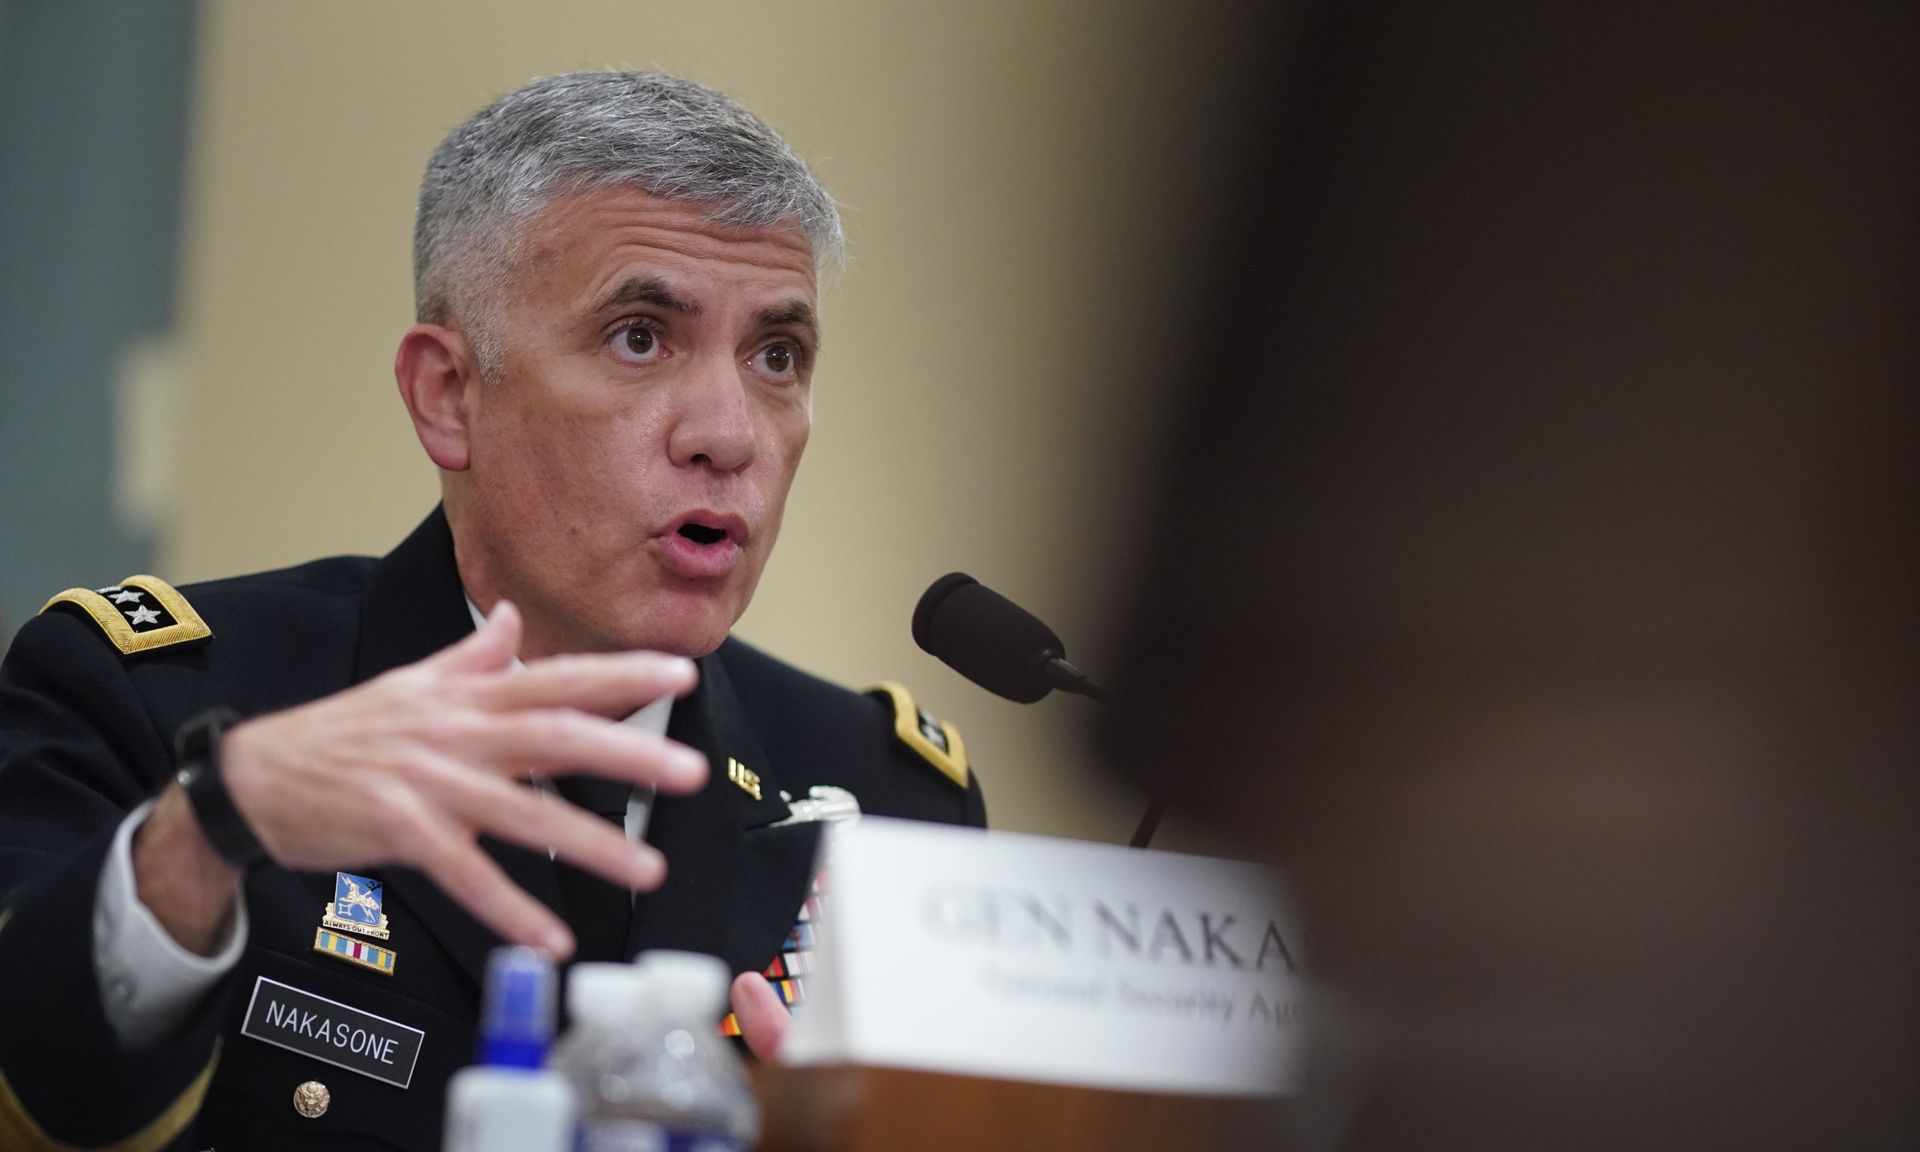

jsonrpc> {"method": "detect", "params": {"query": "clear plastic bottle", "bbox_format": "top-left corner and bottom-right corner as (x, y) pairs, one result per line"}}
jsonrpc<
(550, 962), (650, 1109)
(443, 946), (575, 1152)
(560, 950), (760, 1152)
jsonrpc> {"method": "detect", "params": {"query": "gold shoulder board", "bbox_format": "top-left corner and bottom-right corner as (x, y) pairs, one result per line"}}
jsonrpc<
(40, 575), (212, 656)
(866, 681), (969, 789)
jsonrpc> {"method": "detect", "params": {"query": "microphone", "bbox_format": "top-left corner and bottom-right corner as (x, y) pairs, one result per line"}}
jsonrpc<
(912, 573), (1108, 703)
(913, 574), (1165, 848)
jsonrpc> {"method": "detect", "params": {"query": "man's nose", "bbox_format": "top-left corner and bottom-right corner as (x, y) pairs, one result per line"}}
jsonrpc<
(667, 356), (757, 473)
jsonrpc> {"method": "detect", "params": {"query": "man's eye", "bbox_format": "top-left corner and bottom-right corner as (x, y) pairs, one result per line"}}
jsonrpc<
(613, 324), (663, 362)
(757, 342), (800, 378)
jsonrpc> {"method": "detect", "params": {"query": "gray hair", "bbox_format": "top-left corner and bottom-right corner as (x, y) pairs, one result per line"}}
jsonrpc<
(412, 70), (842, 362)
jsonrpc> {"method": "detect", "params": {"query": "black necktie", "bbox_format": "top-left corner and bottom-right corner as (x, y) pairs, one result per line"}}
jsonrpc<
(553, 775), (633, 963)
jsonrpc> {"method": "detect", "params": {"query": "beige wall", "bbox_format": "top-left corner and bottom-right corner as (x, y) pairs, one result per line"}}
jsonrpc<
(166, 1), (1215, 846)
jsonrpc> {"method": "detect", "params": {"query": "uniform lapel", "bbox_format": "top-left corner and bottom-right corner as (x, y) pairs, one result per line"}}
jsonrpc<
(351, 507), (564, 990)
(628, 643), (819, 974)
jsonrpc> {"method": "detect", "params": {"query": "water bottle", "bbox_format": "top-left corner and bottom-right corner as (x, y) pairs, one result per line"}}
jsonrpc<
(550, 961), (651, 1108)
(443, 946), (575, 1152)
(562, 950), (760, 1152)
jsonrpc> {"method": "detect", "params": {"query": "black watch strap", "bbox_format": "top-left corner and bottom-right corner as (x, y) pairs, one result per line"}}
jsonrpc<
(173, 707), (268, 871)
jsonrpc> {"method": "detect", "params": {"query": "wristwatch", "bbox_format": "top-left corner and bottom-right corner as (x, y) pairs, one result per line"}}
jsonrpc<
(173, 707), (268, 871)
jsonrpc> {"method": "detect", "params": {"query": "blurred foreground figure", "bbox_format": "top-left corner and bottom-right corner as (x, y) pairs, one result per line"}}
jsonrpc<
(1108, 4), (1919, 1148)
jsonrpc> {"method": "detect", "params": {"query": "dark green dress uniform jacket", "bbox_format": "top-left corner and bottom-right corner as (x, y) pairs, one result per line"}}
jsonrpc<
(0, 509), (986, 1152)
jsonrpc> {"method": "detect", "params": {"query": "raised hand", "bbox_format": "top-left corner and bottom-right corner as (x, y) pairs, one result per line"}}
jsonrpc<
(136, 601), (706, 958)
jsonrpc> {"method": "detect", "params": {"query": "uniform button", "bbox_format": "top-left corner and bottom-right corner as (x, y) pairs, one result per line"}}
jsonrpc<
(107, 980), (131, 1003)
(292, 1080), (330, 1119)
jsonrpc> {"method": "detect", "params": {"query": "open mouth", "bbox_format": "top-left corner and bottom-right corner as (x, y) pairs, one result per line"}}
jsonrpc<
(677, 522), (728, 546)
(657, 513), (746, 578)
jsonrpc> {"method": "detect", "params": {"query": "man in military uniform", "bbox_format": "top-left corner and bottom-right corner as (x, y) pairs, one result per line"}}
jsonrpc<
(0, 71), (983, 1152)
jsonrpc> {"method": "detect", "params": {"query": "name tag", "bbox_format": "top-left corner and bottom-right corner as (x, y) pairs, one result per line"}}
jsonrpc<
(240, 976), (425, 1089)
(782, 818), (1302, 1096)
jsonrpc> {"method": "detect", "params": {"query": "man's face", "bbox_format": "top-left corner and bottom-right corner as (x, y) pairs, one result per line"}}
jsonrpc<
(451, 187), (819, 659)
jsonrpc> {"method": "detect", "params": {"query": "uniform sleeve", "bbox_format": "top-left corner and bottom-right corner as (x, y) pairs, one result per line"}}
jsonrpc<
(0, 610), (230, 1151)
(96, 801), (249, 1048)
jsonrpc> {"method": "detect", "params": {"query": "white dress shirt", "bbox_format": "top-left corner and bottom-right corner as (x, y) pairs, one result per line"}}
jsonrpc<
(93, 799), (250, 1047)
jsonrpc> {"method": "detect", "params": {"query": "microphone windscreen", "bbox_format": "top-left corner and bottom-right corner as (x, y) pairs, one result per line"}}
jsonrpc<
(913, 573), (1065, 703)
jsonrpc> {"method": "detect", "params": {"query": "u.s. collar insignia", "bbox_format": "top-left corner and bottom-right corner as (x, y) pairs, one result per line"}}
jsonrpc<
(727, 757), (763, 800)
(321, 872), (390, 940)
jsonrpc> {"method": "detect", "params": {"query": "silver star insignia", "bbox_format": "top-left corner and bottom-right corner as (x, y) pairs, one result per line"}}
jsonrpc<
(125, 605), (162, 626)
(109, 589), (144, 605)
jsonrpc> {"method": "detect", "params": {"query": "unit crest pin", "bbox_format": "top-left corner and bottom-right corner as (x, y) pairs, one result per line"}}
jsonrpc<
(313, 871), (399, 975)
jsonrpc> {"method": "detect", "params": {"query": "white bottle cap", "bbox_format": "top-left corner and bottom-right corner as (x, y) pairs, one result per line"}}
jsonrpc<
(566, 961), (646, 1023)
(634, 950), (731, 1017)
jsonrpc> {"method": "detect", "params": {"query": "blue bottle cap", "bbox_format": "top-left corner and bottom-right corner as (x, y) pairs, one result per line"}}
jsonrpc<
(478, 946), (556, 1069)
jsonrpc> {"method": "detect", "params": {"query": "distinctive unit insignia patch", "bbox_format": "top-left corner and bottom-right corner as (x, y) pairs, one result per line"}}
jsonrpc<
(322, 872), (391, 939)
(39, 575), (212, 656)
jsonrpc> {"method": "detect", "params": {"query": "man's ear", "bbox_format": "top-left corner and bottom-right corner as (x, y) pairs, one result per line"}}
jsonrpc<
(394, 323), (478, 471)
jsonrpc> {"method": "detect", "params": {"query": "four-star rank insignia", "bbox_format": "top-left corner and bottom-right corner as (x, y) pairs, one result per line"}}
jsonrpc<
(314, 871), (397, 976)
(865, 681), (969, 789)
(39, 575), (212, 656)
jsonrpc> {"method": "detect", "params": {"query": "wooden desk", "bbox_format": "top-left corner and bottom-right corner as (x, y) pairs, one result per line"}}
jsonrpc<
(756, 1065), (1281, 1152)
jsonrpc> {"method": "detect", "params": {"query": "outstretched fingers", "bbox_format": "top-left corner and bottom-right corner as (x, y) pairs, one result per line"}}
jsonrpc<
(468, 651), (698, 718)
(402, 750), (668, 892)
(225, 600), (710, 960)
(410, 809), (575, 958)
(459, 710), (707, 793)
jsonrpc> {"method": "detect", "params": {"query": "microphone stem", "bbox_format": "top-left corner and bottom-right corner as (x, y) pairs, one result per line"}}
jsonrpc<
(1043, 657), (1110, 702)
(1033, 657), (1151, 843)
(1076, 679), (1111, 704)
(1129, 797), (1168, 849)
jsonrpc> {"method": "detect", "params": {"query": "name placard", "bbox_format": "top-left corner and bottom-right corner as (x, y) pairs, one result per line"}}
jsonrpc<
(240, 976), (425, 1089)
(782, 818), (1301, 1096)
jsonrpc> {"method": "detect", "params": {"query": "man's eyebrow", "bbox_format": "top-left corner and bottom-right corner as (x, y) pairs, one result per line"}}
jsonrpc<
(756, 300), (819, 334)
(593, 275), (702, 316)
